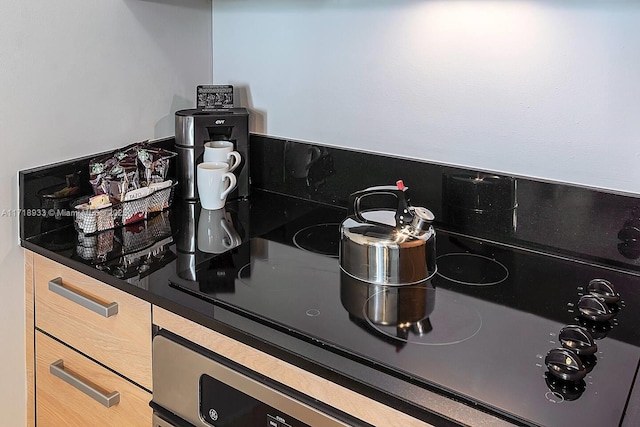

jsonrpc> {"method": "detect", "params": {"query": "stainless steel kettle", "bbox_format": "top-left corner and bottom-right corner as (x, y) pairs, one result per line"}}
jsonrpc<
(339, 181), (437, 286)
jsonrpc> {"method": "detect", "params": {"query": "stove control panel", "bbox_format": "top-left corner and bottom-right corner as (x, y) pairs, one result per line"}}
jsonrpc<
(543, 278), (623, 399)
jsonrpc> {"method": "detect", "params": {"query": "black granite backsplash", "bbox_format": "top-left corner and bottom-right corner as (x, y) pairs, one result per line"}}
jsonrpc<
(19, 134), (640, 272)
(250, 134), (640, 272)
(19, 137), (176, 241)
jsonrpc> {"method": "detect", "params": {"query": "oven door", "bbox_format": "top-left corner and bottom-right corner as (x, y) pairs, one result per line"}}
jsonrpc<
(151, 331), (367, 427)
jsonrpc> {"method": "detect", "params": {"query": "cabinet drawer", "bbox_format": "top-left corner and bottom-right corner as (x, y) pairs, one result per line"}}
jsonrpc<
(36, 331), (152, 427)
(34, 254), (151, 389)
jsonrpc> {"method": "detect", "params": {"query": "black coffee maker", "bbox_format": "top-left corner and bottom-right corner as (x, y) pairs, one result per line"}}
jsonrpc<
(175, 108), (250, 200)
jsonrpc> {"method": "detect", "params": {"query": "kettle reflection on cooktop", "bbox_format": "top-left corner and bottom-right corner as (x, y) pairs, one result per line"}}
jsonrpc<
(340, 271), (482, 350)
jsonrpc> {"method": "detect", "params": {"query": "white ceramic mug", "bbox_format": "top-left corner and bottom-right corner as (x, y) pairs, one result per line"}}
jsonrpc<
(203, 140), (241, 172)
(197, 162), (237, 210)
(197, 208), (241, 254)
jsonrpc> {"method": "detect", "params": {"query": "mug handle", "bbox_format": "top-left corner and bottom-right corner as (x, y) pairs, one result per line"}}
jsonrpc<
(227, 151), (242, 173)
(219, 172), (237, 200)
(219, 218), (241, 249)
(309, 147), (322, 164)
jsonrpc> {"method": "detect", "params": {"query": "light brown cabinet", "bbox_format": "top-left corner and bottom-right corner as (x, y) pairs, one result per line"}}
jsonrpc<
(35, 332), (151, 427)
(25, 251), (152, 426)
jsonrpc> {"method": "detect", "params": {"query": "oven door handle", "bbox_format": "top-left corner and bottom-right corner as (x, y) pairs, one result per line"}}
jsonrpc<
(50, 359), (121, 408)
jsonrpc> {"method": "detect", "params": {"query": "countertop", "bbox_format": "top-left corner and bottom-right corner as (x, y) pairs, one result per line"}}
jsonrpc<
(21, 189), (513, 427)
(19, 135), (640, 426)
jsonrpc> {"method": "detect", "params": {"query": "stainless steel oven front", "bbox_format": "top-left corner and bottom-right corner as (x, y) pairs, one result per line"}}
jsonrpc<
(151, 331), (367, 427)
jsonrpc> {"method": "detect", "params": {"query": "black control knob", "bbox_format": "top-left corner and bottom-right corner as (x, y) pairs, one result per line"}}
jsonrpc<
(587, 279), (620, 304)
(559, 325), (597, 356)
(578, 294), (615, 322)
(545, 348), (587, 382)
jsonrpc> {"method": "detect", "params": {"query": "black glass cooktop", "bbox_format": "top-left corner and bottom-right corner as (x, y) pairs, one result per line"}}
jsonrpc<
(167, 196), (640, 427)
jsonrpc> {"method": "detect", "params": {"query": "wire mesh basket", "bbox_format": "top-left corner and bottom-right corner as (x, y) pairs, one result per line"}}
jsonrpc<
(72, 180), (176, 235)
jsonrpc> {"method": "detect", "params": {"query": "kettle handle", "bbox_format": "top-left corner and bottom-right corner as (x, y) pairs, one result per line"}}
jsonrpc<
(348, 185), (413, 228)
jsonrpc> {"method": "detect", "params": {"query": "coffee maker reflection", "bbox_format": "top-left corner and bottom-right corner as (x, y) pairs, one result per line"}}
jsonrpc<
(196, 204), (251, 294)
(175, 108), (249, 201)
(174, 200), (199, 281)
(174, 199), (249, 288)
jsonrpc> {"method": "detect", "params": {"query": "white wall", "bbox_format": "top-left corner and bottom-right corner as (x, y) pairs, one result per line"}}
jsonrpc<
(213, 0), (640, 195)
(0, 0), (211, 422)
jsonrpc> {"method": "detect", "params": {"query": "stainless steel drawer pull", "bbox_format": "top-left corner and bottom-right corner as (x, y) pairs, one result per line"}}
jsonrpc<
(49, 359), (121, 408)
(48, 277), (118, 318)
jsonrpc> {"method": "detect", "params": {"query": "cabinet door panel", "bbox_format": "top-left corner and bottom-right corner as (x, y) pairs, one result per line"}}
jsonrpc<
(36, 331), (152, 427)
(34, 254), (151, 389)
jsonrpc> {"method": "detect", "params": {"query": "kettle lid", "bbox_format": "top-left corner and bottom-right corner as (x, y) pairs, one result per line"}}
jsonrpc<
(340, 181), (436, 247)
